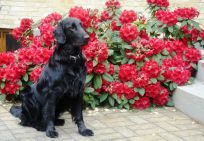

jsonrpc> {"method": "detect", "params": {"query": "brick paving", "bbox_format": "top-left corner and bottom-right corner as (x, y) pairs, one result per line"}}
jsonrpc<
(0, 102), (204, 141)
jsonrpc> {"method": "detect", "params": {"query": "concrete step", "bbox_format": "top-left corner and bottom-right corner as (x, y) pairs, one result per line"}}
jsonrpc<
(173, 80), (204, 124)
(196, 60), (204, 82)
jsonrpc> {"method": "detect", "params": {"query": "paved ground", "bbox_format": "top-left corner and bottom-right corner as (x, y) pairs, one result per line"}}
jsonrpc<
(0, 102), (204, 141)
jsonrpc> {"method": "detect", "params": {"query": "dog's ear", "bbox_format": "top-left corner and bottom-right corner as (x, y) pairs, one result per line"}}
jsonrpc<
(53, 22), (66, 44)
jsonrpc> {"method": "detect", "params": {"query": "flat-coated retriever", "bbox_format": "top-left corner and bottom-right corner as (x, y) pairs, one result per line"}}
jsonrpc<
(10, 17), (94, 138)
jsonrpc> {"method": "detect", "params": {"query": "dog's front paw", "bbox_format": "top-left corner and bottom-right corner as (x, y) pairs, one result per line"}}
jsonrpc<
(46, 129), (58, 138)
(79, 128), (94, 136)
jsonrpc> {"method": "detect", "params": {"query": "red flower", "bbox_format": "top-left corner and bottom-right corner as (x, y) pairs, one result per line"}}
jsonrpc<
(200, 30), (204, 41)
(147, 0), (169, 8)
(132, 97), (150, 110)
(123, 84), (137, 99)
(12, 27), (23, 40)
(185, 48), (201, 62)
(153, 87), (169, 106)
(119, 10), (137, 24)
(100, 10), (112, 21)
(83, 40), (108, 63)
(145, 82), (161, 98)
(111, 20), (121, 31)
(105, 0), (121, 9)
(20, 18), (33, 32)
(108, 63), (115, 75)
(69, 6), (91, 28)
(94, 63), (106, 74)
(119, 64), (137, 82)
(155, 10), (178, 26)
(120, 23), (138, 42)
(139, 30), (149, 40)
(174, 8), (199, 20)
(146, 38), (165, 55)
(86, 61), (93, 74)
(0, 52), (15, 66)
(30, 66), (43, 82)
(0, 82), (20, 95)
(141, 60), (160, 78)
(132, 72), (150, 88)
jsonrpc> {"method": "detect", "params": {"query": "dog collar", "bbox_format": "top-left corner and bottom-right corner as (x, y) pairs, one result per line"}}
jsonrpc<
(69, 54), (80, 62)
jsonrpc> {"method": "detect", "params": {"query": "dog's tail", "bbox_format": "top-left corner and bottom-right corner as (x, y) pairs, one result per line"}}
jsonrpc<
(10, 105), (22, 118)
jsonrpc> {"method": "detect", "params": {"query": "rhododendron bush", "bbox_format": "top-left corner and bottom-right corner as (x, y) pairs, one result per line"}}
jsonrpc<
(0, 0), (203, 110)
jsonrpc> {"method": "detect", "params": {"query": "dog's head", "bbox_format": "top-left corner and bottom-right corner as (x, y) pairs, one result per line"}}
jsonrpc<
(53, 18), (89, 46)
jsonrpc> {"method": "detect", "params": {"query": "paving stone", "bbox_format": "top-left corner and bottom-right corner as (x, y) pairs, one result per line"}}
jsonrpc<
(113, 126), (136, 137)
(172, 129), (203, 137)
(182, 135), (204, 141)
(128, 134), (164, 141)
(158, 132), (184, 141)
(128, 116), (148, 124)
(134, 127), (166, 136)
(155, 122), (179, 131)
(92, 132), (124, 141)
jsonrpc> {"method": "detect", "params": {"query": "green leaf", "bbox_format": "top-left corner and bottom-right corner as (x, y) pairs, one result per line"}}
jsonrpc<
(99, 93), (108, 103)
(0, 95), (6, 101)
(169, 82), (177, 91)
(166, 97), (174, 107)
(139, 88), (145, 96)
(191, 20), (201, 31)
(1, 82), (5, 89)
(102, 73), (114, 82)
(108, 96), (115, 106)
(134, 88), (139, 92)
(150, 78), (157, 84)
(108, 49), (114, 56)
(126, 81), (133, 88)
(93, 60), (98, 67)
(121, 57), (129, 64)
(128, 59), (135, 64)
(83, 95), (89, 102)
(129, 99), (135, 104)
(124, 45), (132, 49)
(162, 49), (169, 56)
(85, 74), (94, 83)
(124, 104), (130, 110)
(191, 63), (198, 70)
(134, 96), (139, 100)
(157, 75), (165, 81)
(168, 26), (174, 33)
(84, 87), (94, 94)
(93, 75), (102, 89)
(23, 73), (29, 82)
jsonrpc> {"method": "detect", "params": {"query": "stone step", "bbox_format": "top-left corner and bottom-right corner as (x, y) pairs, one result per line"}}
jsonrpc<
(173, 80), (204, 124)
(196, 60), (204, 82)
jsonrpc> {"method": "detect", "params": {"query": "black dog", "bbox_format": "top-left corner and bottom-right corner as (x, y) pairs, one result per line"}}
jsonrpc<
(10, 18), (94, 138)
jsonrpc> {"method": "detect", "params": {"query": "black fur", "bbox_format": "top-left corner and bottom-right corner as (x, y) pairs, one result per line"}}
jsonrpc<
(10, 18), (93, 138)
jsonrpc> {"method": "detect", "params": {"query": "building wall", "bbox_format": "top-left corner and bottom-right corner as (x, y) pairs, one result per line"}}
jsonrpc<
(0, 0), (204, 29)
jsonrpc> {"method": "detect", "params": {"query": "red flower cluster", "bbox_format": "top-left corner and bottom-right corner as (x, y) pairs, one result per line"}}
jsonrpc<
(200, 30), (204, 41)
(146, 38), (165, 55)
(105, 0), (121, 9)
(18, 47), (53, 65)
(0, 52), (15, 66)
(119, 10), (137, 24)
(12, 18), (33, 41)
(100, 10), (112, 21)
(181, 25), (199, 41)
(185, 48), (201, 62)
(120, 23), (138, 42)
(174, 8), (199, 20)
(147, 0), (169, 8)
(132, 72), (150, 88)
(30, 66), (43, 82)
(118, 64), (137, 82)
(83, 40), (108, 63)
(132, 97), (150, 110)
(103, 81), (136, 99)
(111, 20), (121, 31)
(0, 83), (20, 95)
(153, 87), (169, 106)
(141, 60), (160, 78)
(94, 63), (106, 74)
(69, 6), (91, 28)
(145, 82), (161, 98)
(155, 10), (178, 26)
(40, 12), (62, 25)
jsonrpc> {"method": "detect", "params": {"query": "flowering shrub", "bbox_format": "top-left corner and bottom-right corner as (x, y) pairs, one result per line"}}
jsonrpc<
(0, 0), (203, 110)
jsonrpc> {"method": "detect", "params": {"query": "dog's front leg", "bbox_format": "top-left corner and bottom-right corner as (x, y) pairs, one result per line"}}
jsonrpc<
(43, 95), (58, 138)
(71, 95), (94, 136)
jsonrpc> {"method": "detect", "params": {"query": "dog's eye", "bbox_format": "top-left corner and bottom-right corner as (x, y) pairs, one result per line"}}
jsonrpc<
(72, 23), (77, 30)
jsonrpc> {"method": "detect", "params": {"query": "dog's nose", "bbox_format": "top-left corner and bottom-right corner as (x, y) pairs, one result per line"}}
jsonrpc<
(84, 35), (90, 40)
